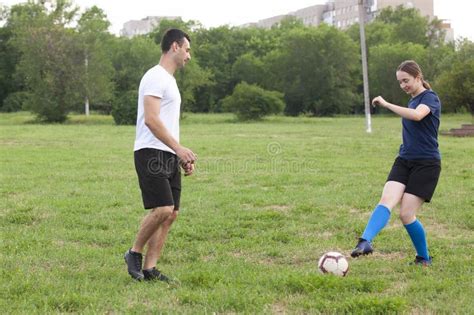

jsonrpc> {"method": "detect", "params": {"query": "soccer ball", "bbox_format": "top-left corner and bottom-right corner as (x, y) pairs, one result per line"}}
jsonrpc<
(318, 251), (349, 276)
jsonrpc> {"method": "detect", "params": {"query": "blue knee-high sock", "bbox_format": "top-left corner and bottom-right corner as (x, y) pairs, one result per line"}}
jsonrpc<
(361, 204), (391, 242)
(404, 220), (429, 260)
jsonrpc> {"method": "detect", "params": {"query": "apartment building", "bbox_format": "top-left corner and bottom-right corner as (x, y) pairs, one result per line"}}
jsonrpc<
(120, 0), (453, 41)
(120, 16), (180, 38)
(331, 0), (434, 29)
(251, 0), (438, 29)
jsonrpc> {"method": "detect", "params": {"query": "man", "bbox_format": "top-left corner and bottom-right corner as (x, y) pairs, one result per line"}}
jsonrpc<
(124, 28), (197, 282)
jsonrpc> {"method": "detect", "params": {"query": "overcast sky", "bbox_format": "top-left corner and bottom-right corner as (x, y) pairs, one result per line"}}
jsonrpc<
(1, 0), (473, 40)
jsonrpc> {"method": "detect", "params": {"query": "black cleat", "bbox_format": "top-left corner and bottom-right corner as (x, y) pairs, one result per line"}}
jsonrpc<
(124, 249), (144, 281)
(143, 267), (171, 283)
(412, 255), (432, 266)
(351, 238), (374, 258)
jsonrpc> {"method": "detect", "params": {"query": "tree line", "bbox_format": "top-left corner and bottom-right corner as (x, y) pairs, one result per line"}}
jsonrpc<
(0, 0), (472, 123)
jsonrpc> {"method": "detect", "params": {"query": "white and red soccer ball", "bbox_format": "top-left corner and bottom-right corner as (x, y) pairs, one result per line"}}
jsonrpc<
(318, 251), (349, 277)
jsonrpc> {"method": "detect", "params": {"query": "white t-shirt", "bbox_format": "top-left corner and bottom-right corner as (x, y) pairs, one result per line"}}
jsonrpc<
(134, 64), (181, 154)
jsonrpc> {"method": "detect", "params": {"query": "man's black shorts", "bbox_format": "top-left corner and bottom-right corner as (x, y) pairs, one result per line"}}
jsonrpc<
(134, 148), (181, 210)
(387, 157), (441, 202)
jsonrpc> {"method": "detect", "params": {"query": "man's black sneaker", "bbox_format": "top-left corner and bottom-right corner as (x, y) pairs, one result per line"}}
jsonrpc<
(412, 255), (432, 266)
(124, 249), (144, 281)
(351, 238), (374, 258)
(143, 267), (170, 283)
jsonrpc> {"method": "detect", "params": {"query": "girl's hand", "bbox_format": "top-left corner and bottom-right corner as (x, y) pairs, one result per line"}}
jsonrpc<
(372, 96), (388, 108)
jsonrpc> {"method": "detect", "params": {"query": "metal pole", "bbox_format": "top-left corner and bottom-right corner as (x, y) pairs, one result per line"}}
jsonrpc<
(358, 0), (371, 133)
(85, 54), (89, 116)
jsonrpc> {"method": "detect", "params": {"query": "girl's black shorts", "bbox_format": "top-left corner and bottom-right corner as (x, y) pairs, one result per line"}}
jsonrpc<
(387, 157), (441, 202)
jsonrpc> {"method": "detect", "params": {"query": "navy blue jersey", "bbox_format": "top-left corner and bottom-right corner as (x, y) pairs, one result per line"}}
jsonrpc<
(399, 90), (441, 160)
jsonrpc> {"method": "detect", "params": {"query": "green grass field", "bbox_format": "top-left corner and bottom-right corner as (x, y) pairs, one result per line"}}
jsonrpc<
(1, 112), (473, 314)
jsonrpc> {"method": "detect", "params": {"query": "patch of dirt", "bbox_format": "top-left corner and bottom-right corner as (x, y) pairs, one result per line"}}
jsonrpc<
(264, 205), (291, 213)
(270, 301), (288, 314)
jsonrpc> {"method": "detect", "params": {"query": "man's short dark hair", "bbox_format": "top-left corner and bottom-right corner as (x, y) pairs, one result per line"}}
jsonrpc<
(161, 28), (191, 53)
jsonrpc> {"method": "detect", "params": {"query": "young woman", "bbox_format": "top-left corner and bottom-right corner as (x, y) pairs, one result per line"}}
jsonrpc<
(351, 60), (441, 266)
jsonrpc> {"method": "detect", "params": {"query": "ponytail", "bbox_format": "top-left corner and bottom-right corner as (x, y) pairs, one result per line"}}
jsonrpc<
(422, 79), (431, 90)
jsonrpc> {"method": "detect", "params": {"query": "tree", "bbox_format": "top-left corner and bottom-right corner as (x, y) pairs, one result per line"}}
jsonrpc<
(0, 25), (21, 111)
(111, 90), (137, 125)
(77, 6), (115, 114)
(222, 82), (284, 121)
(346, 20), (393, 48)
(193, 25), (278, 112)
(19, 27), (84, 122)
(193, 26), (240, 112)
(435, 40), (474, 114)
(423, 42), (455, 84)
(267, 24), (360, 116)
(0, 3), (40, 112)
(376, 6), (430, 46)
(0, 4), (7, 21)
(9, 1), (84, 122)
(232, 53), (265, 85)
(175, 61), (213, 113)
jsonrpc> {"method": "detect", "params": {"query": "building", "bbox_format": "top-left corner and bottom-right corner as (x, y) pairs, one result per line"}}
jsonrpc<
(440, 20), (454, 43)
(331, 0), (434, 29)
(120, 1), (453, 41)
(249, 4), (330, 29)
(377, 0), (434, 19)
(246, 0), (452, 39)
(120, 16), (180, 38)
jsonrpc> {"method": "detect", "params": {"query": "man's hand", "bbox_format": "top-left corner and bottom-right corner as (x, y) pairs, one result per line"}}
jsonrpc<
(175, 146), (197, 165)
(176, 146), (196, 176)
(182, 161), (195, 177)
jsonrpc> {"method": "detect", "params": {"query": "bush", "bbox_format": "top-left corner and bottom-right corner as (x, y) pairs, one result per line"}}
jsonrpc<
(111, 90), (137, 125)
(1, 91), (31, 112)
(222, 82), (284, 121)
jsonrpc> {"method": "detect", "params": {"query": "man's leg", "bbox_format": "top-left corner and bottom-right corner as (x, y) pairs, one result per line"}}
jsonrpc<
(132, 206), (174, 253)
(141, 210), (178, 282)
(144, 210), (179, 269)
(125, 206), (173, 280)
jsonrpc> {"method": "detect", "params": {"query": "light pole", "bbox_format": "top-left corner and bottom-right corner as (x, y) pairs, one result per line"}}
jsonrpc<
(358, 0), (372, 133)
(85, 53), (89, 116)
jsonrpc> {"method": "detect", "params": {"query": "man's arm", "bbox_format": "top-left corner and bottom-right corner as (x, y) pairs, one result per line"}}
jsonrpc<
(144, 95), (196, 164)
